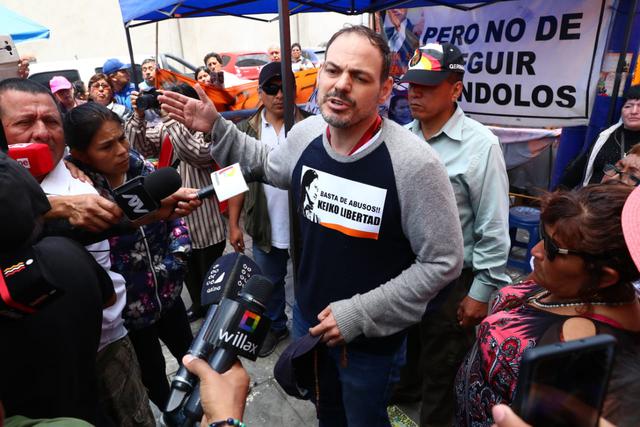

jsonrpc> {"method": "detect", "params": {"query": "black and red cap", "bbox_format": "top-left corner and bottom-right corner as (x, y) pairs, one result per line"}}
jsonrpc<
(400, 42), (465, 86)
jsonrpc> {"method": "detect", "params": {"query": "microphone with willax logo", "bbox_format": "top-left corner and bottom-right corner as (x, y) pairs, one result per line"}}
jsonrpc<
(165, 253), (261, 414)
(179, 275), (273, 424)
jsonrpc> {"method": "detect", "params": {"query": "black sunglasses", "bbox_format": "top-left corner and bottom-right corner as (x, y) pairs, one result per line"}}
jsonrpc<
(603, 163), (640, 187)
(538, 222), (592, 261)
(261, 83), (283, 96)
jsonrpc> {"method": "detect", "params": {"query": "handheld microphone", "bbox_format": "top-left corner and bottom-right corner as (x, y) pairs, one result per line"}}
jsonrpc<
(194, 164), (256, 201)
(195, 183), (216, 201)
(165, 253), (261, 413)
(113, 167), (181, 220)
(6, 143), (54, 180)
(181, 275), (274, 423)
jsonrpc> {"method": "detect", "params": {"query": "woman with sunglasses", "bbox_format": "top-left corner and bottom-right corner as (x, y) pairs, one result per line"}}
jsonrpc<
(601, 143), (640, 187)
(561, 85), (640, 188)
(87, 73), (130, 120)
(455, 183), (640, 426)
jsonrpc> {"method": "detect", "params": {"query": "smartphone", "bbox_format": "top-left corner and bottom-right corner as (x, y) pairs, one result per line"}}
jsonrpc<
(0, 35), (20, 81)
(512, 335), (616, 427)
(210, 70), (225, 88)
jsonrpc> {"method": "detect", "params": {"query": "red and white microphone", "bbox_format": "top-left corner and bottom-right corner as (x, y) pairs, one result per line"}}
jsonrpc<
(7, 143), (54, 180)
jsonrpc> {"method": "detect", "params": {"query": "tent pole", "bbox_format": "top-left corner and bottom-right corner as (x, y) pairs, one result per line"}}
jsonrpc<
(124, 24), (139, 87)
(278, 0), (302, 287)
(606, 0), (638, 126)
(278, 0), (295, 133)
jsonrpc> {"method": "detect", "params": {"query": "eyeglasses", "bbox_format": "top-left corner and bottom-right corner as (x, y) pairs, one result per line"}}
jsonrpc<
(261, 83), (283, 96)
(90, 83), (110, 90)
(539, 222), (592, 261)
(603, 163), (640, 186)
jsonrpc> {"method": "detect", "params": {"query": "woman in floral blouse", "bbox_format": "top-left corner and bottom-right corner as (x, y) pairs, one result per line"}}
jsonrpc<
(64, 102), (193, 409)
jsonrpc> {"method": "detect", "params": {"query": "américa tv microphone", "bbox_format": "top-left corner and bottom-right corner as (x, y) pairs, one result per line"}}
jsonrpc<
(113, 167), (182, 220)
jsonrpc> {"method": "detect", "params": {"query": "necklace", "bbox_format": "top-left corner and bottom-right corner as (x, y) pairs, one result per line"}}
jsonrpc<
(529, 290), (636, 309)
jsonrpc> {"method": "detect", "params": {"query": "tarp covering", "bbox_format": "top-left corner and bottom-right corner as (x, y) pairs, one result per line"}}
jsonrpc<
(119, 0), (509, 23)
(0, 5), (50, 43)
(155, 67), (318, 111)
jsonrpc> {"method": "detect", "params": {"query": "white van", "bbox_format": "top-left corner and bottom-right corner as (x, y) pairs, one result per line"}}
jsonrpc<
(27, 53), (197, 88)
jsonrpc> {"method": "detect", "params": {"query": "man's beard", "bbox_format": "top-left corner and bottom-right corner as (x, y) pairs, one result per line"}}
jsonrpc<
(320, 90), (357, 129)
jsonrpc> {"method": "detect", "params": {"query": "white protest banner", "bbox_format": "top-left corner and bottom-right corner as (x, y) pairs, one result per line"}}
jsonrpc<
(400, 0), (614, 127)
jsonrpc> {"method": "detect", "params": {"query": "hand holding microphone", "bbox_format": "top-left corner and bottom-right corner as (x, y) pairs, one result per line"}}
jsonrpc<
(165, 253), (261, 413)
(163, 253), (273, 424)
(181, 357), (249, 425)
(113, 167), (202, 224)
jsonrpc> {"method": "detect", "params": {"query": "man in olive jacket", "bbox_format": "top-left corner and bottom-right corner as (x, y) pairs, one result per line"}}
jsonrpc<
(229, 62), (310, 357)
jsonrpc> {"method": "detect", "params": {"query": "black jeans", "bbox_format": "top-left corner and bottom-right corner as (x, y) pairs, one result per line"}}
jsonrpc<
(184, 241), (226, 312)
(419, 268), (476, 427)
(128, 297), (194, 409)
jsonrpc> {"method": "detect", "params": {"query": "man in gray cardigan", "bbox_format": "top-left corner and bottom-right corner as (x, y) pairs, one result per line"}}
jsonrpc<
(161, 25), (463, 426)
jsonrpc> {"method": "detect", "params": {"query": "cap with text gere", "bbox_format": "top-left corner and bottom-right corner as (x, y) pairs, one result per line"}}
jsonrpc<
(400, 42), (465, 86)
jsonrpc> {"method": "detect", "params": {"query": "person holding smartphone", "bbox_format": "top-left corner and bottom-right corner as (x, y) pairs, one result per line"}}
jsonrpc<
(455, 183), (640, 427)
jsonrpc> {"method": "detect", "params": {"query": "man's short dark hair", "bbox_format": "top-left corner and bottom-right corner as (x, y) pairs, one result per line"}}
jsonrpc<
(141, 58), (156, 67)
(203, 52), (222, 66)
(0, 78), (57, 118)
(292, 42), (302, 51)
(447, 72), (464, 85)
(325, 25), (391, 82)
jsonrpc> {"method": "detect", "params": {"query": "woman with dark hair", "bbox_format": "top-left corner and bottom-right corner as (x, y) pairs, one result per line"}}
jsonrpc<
(195, 66), (211, 85)
(64, 102), (193, 409)
(388, 94), (412, 125)
(455, 183), (640, 426)
(87, 73), (130, 120)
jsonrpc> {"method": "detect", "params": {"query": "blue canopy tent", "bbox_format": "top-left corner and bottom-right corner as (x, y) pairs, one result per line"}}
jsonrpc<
(119, 0), (506, 24)
(0, 5), (49, 43)
(118, 0), (513, 130)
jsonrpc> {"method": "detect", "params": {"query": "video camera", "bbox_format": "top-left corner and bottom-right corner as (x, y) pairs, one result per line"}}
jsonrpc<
(137, 88), (160, 111)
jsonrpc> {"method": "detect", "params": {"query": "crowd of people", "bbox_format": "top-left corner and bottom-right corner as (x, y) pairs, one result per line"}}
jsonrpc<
(1, 23), (640, 427)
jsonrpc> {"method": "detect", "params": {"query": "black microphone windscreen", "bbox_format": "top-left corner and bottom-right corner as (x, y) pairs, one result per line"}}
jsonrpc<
(240, 275), (273, 307)
(200, 253), (261, 307)
(144, 167), (182, 201)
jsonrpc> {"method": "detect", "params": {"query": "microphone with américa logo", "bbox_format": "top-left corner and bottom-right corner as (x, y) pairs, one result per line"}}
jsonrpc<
(6, 143), (54, 181)
(113, 167), (182, 220)
(165, 252), (261, 414)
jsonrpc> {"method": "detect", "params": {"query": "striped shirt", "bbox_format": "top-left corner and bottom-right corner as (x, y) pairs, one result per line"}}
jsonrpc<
(125, 115), (226, 248)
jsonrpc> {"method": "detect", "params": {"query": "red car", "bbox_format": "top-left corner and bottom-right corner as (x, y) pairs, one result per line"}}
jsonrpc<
(220, 51), (270, 80)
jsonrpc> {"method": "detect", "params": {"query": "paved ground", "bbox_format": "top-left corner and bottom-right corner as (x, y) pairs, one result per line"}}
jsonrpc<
(157, 236), (528, 426)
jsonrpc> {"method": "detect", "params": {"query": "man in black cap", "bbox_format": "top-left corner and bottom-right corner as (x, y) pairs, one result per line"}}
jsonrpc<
(399, 42), (510, 426)
(228, 62), (309, 357)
